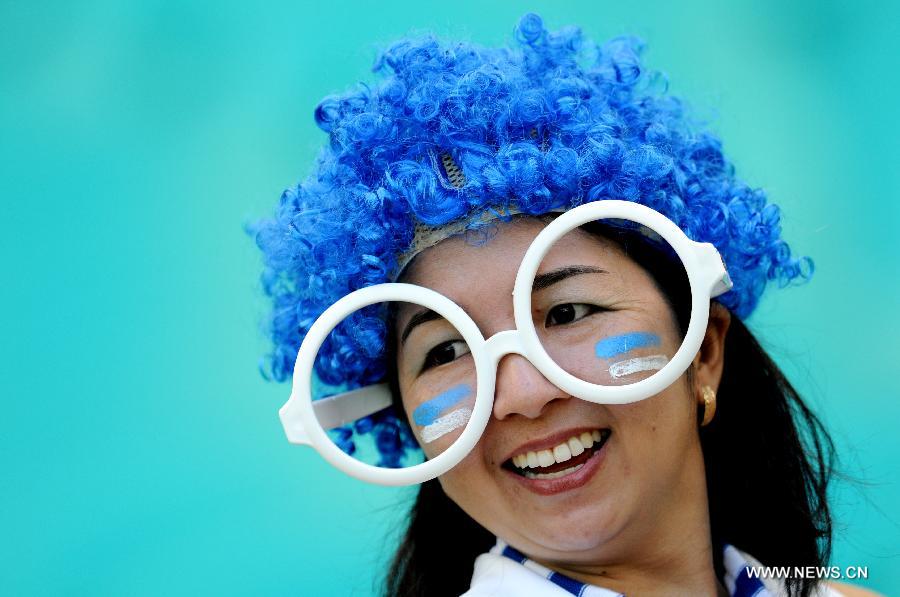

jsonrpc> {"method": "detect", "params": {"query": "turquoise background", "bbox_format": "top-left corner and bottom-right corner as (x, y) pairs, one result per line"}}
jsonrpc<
(2, 1), (898, 595)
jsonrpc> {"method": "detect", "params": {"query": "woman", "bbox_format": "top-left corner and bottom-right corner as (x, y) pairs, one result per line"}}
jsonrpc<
(254, 14), (876, 597)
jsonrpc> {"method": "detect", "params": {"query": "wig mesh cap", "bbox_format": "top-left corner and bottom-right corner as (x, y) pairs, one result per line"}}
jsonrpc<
(395, 205), (561, 275)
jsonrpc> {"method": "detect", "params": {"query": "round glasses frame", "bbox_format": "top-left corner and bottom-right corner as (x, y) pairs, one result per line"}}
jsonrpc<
(279, 200), (732, 486)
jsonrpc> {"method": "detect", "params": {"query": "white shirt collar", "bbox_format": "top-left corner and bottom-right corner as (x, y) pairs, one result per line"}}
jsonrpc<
(463, 538), (845, 597)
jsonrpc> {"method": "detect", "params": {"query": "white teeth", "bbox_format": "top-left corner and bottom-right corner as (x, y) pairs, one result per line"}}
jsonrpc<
(553, 443), (572, 463)
(567, 437), (584, 457)
(537, 450), (554, 467)
(510, 430), (607, 471)
(580, 432), (594, 449)
(523, 463), (585, 480)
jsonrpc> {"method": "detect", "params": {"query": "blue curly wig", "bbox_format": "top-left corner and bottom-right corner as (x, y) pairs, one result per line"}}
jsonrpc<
(252, 13), (812, 467)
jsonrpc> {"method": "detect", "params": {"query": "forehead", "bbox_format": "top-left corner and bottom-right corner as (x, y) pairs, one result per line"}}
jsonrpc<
(400, 217), (637, 322)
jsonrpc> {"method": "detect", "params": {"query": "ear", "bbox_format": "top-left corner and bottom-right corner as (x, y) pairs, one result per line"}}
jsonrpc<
(691, 301), (731, 393)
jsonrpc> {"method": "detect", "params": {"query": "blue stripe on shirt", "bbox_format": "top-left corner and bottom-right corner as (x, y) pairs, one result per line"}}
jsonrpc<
(501, 544), (594, 597)
(501, 544), (528, 565)
(733, 567), (766, 597)
(548, 571), (589, 596)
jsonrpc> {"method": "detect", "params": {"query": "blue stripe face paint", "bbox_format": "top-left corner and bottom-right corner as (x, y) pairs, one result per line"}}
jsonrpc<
(595, 332), (661, 359)
(412, 384), (471, 426)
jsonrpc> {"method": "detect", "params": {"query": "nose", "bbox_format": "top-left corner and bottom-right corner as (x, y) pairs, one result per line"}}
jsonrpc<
(492, 353), (570, 420)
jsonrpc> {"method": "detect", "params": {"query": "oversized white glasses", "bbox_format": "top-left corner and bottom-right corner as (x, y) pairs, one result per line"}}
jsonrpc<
(279, 200), (732, 486)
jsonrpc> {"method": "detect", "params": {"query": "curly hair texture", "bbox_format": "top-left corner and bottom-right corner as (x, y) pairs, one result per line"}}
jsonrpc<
(252, 13), (812, 466)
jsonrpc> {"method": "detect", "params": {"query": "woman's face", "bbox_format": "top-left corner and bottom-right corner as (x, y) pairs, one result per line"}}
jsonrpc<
(394, 217), (717, 564)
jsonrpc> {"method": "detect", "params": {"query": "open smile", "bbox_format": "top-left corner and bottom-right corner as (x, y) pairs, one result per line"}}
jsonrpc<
(501, 428), (612, 495)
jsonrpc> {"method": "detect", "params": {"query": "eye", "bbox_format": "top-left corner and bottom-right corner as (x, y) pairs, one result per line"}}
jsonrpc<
(422, 340), (471, 371)
(545, 303), (598, 327)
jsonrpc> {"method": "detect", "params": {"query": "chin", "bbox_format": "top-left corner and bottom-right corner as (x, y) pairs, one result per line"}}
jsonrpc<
(483, 491), (627, 561)
(539, 504), (624, 553)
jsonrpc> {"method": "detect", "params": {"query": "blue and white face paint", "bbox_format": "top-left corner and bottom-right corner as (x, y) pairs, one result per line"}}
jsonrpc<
(608, 354), (669, 379)
(412, 384), (473, 444)
(595, 332), (670, 380)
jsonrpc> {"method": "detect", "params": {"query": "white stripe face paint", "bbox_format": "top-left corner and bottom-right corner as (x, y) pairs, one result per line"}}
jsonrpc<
(420, 407), (472, 443)
(608, 354), (668, 379)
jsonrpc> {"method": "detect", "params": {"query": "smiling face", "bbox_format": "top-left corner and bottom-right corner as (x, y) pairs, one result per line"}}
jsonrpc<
(394, 217), (718, 567)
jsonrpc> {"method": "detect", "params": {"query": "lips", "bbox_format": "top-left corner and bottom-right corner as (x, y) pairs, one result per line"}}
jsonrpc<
(508, 430), (606, 473)
(500, 427), (612, 494)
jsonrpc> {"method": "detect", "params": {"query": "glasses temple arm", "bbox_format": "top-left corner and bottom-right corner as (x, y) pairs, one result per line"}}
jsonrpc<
(312, 383), (394, 430)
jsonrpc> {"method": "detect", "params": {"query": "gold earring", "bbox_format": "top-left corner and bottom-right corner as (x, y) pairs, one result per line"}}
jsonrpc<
(700, 385), (717, 427)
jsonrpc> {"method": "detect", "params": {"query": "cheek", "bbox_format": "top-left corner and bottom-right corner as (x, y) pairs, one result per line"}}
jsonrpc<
(612, 381), (697, 475)
(435, 449), (494, 514)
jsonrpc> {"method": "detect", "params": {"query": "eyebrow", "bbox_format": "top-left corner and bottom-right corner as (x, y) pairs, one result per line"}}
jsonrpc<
(400, 308), (443, 346)
(532, 265), (608, 291)
(399, 266), (607, 344)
